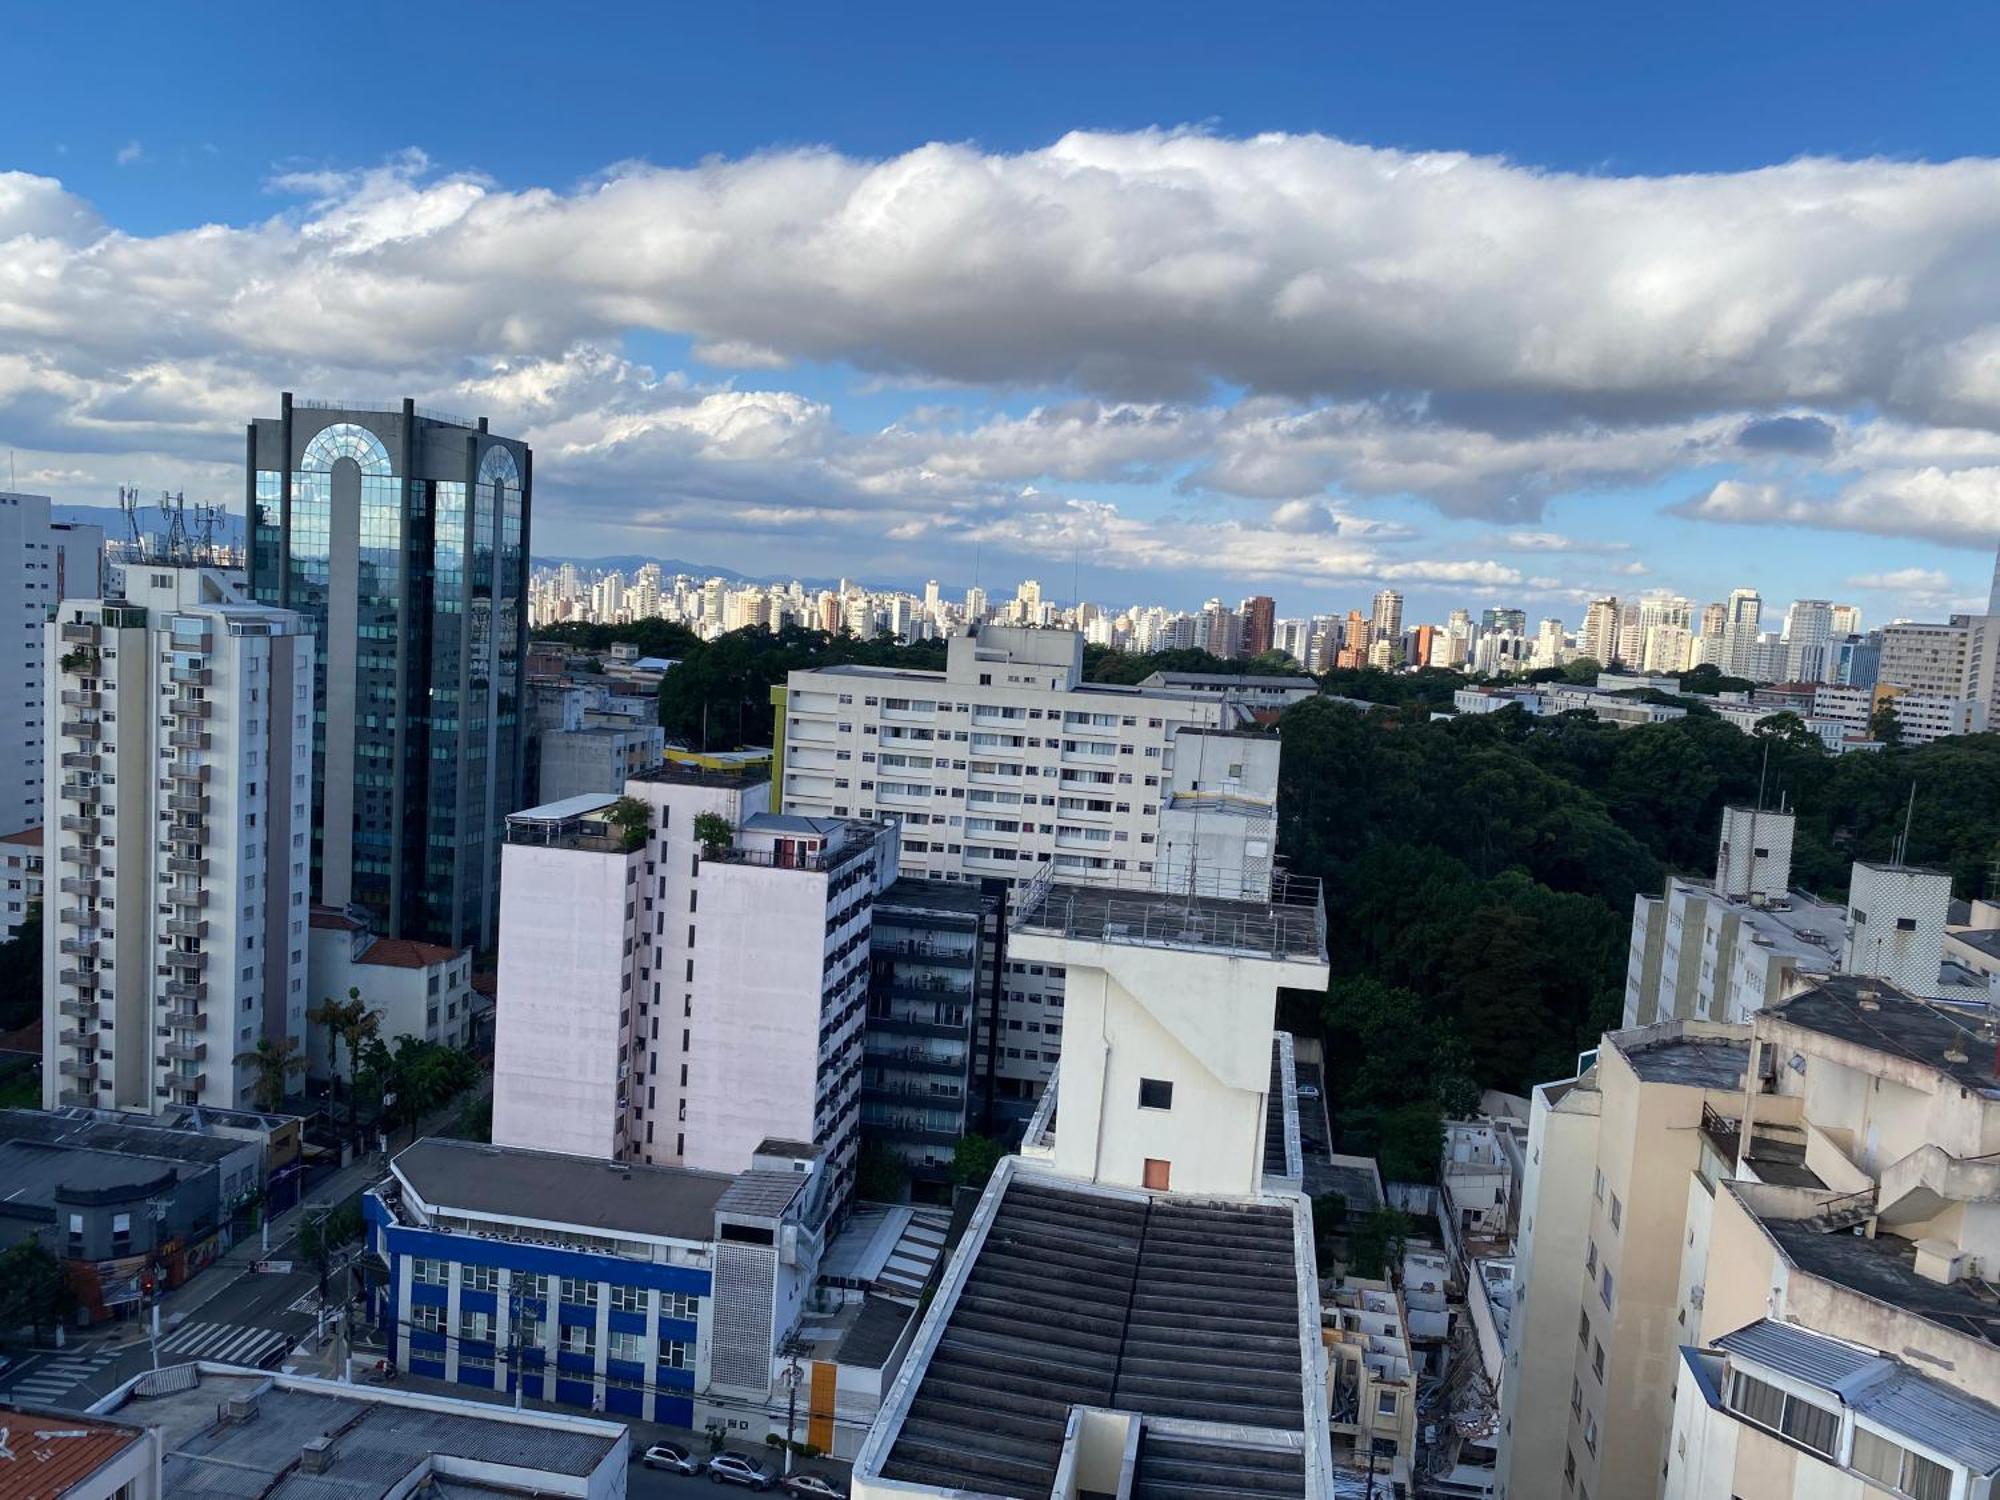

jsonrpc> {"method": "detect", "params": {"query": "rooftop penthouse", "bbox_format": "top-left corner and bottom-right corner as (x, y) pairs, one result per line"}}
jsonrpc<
(852, 1159), (1329, 1500)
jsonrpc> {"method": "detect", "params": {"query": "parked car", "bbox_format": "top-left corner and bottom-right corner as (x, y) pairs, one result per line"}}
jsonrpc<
(1295, 1082), (1321, 1100)
(708, 1453), (775, 1490)
(780, 1474), (845, 1500)
(643, 1444), (701, 1475)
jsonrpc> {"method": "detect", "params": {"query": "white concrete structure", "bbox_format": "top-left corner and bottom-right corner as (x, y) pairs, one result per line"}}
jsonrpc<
(44, 566), (313, 1113)
(0, 825), (43, 940)
(493, 793), (649, 1161)
(1845, 860), (1954, 1000)
(537, 721), (666, 802)
(777, 625), (1286, 1107)
(1, 491), (101, 839)
(494, 769), (896, 1206)
(306, 905), (476, 1078)
(1714, 804), (1794, 904)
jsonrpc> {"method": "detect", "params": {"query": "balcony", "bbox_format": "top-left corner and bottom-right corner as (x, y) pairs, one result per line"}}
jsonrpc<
(168, 729), (210, 751)
(168, 698), (212, 720)
(863, 1045), (967, 1076)
(172, 1073), (208, 1097)
(165, 917), (208, 940)
(168, 762), (210, 785)
(167, 793), (209, 816)
(58, 1089), (93, 1108)
(164, 1040), (207, 1063)
(58, 1058), (97, 1081)
(866, 1013), (968, 1040)
(61, 622), (99, 645)
(167, 950), (208, 975)
(56, 967), (97, 988)
(57, 999), (98, 1023)
(60, 752), (100, 772)
(57, 907), (92, 927)
(58, 778), (95, 801)
(164, 984), (207, 1011)
(58, 876), (98, 899)
(59, 719), (101, 741)
(166, 887), (207, 910)
(59, 935), (99, 957)
(169, 666), (212, 687)
(59, 844), (100, 866)
(60, 688), (99, 709)
(167, 856), (208, 877)
(58, 814), (97, 834)
(58, 1028), (91, 1047)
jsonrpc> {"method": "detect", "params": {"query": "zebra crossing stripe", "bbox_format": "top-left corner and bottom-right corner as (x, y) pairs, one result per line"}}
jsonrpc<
(157, 1322), (293, 1365)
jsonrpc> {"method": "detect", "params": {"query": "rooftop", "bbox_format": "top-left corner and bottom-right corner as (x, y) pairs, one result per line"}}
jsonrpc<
(1713, 1320), (2000, 1475)
(875, 876), (998, 920)
(354, 938), (460, 971)
(1761, 1215), (2000, 1348)
(629, 759), (772, 791)
(0, 826), (42, 849)
(1009, 870), (1326, 963)
(1763, 976), (2000, 1095)
(865, 1168), (1321, 1500)
(1610, 1026), (1750, 1090)
(0, 1401), (148, 1500)
(390, 1137), (734, 1245)
(1951, 927), (2000, 962)
(1139, 671), (1319, 690)
(0, 1141), (180, 1227)
(101, 1368), (622, 1500)
(0, 1108), (249, 1167)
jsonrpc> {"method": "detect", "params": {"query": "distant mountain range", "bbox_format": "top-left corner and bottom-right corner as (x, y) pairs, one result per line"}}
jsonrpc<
(55, 502), (247, 546)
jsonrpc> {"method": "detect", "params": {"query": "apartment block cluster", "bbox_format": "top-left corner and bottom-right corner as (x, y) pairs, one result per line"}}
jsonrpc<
(1475, 792), (2000, 1500)
(34, 392), (532, 1121)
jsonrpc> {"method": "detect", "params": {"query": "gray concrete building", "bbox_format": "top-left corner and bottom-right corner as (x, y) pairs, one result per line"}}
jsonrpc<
(245, 394), (531, 948)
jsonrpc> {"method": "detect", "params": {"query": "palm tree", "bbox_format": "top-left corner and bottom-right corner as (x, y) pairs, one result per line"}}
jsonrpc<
(309, 988), (381, 1150)
(234, 1036), (306, 1112)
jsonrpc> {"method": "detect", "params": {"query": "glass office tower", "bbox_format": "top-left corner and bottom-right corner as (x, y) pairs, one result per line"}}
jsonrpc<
(247, 393), (530, 949)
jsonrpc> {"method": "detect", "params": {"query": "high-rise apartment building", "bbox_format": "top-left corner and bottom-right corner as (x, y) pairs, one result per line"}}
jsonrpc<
(1580, 597), (1620, 665)
(1720, 588), (1763, 677)
(774, 625), (1286, 1107)
(1990, 536), (2000, 615)
(245, 393), (531, 948)
(1781, 597), (1835, 681)
(43, 565), (314, 1113)
(1240, 593), (1276, 658)
(1483, 607), (1527, 635)
(2, 491), (103, 839)
(1370, 589), (1404, 658)
(1878, 615), (2000, 727)
(493, 769), (896, 1208)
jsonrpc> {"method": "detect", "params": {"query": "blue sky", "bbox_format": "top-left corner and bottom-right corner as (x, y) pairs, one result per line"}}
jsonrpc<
(4, 3), (2000, 623)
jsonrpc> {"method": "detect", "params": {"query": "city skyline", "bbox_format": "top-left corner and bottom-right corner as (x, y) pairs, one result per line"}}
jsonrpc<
(4, 11), (2000, 626)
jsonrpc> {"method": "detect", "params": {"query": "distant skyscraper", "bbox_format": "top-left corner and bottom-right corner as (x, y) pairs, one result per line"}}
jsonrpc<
(1241, 594), (1276, 658)
(246, 393), (530, 948)
(1482, 607), (1526, 635)
(1721, 588), (1763, 678)
(1829, 602), (1863, 637)
(1, 492), (101, 839)
(1581, 597), (1621, 665)
(1781, 598), (1835, 682)
(963, 585), (987, 623)
(1370, 590), (1404, 658)
(1989, 536), (2000, 615)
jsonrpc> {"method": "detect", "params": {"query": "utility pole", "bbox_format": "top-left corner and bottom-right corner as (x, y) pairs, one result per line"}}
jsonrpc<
(781, 1343), (805, 1475)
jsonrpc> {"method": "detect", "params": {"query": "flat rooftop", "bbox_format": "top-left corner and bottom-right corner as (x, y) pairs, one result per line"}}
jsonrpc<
(1764, 976), (2000, 1095)
(875, 876), (997, 920)
(628, 760), (772, 791)
(1010, 875), (1325, 963)
(870, 1172), (1317, 1500)
(1763, 1218), (2000, 1348)
(0, 1107), (251, 1166)
(104, 1369), (621, 1500)
(1612, 1029), (1750, 1090)
(391, 1137), (734, 1244)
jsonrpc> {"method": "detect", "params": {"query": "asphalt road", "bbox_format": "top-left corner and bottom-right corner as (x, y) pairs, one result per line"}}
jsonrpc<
(629, 1455), (852, 1500)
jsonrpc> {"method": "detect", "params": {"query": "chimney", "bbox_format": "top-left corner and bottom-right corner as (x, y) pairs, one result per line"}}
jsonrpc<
(222, 1392), (261, 1423)
(1913, 1239), (1971, 1287)
(300, 1437), (334, 1475)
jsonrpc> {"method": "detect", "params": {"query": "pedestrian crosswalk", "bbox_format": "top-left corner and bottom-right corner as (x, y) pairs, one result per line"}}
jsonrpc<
(4, 1350), (115, 1407)
(156, 1321), (296, 1367)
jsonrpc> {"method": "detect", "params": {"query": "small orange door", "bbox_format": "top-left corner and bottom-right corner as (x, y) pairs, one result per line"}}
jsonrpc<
(1143, 1158), (1171, 1191)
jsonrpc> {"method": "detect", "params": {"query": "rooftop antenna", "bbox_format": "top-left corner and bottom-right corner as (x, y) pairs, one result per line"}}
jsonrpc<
(1894, 783), (1917, 868)
(160, 489), (190, 563)
(116, 484), (146, 553)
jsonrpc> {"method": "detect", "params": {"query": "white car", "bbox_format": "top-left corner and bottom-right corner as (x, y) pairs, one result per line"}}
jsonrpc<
(707, 1453), (775, 1490)
(780, 1475), (845, 1500)
(643, 1443), (700, 1475)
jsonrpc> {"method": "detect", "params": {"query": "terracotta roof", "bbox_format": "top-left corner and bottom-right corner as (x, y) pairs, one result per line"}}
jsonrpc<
(357, 938), (459, 969)
(0, 827), (43, 848)
(0, 1402), (148, 1500)
(308, 905), (366, 932)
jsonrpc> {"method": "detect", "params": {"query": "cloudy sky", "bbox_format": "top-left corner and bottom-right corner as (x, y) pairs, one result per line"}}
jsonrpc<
(4, 4), (2000, 625)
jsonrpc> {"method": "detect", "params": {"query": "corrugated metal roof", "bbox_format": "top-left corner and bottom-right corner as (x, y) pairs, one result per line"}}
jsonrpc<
(1716, 1320), (2000, 1474)
(1713, 1320), (1878, 1390)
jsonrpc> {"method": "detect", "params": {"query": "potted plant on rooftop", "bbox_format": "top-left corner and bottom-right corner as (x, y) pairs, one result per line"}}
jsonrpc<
(693, 810), (733, 860)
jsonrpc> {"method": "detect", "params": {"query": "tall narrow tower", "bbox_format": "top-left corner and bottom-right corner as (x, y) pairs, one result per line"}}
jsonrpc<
(246, 394), (531, 948)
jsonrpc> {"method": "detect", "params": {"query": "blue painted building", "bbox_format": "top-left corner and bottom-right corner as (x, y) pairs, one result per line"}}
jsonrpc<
(365, 1135), (837, 1435)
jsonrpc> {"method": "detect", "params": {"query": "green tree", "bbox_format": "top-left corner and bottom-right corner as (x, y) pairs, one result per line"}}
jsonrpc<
(0, 901), (42, 1033)
(234, 1035), (307, 1112)
(1347, 1206), (1412, 1280)
(0, 1239), (72, 1337)
(1870, 700), (1905, 745)
(692, 811), (734, 857)
(949, 1133), (1003, 1190)
(309, 988), (381, 1149)
(606, 795), (652, 851)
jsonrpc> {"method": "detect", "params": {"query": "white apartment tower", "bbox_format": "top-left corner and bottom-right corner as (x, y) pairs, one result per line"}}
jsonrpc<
(1720, 588), (1763, 678)
(44, 566), (314, 1113)
(3, 491), (103, 838)
(492, 769), (897, 1206)
(772, 625), (1285, 1107)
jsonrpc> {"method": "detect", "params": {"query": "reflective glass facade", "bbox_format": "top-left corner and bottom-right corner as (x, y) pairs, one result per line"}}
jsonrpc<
(245, 397), (530, 948)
